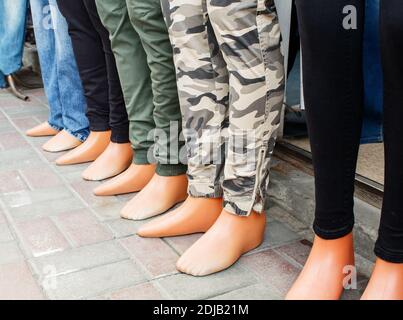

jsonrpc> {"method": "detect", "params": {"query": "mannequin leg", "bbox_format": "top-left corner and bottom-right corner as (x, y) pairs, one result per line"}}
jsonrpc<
(148, 0), (230, 236)
(172, 0), (284, 276)
(55, 130), (111, 165)
(30, 0), (89, 145)
(362, 0), (403, 299)
(79, 0), (131, 180)
(26, 122), (59, 137)
(56, 0), (115, 167)
(137, 197), (222, 238)
(286, 0), (365, 299)
(82, 141), (132, 181)
(120, 173), (188, 221)
(176, 209), (266, 276)
(361, 259), (403, 300)
(118, 0), (188, 220)
(95, 0), (160, 194)
(42, 129), (82, 152)
(286, 234), (355, 300)
(93, 163), (156, 196)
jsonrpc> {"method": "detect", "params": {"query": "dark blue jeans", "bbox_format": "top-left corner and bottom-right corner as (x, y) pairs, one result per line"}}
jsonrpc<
(296, 0), (403, 263)
(30, 0), (89, 141)
(0, 0), (28, 88)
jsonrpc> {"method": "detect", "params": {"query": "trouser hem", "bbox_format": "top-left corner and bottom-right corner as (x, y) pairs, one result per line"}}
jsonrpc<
(90, 125), (111, 133)
(374, 242), (403, 264)
(188, 183), (223, 199)
(110, 126), (130, 144)
(133, 149), (151, 165)
(48, 122), (63, 132)
(313, 218), (355, 240)
(156, 164), (187, 177)
(64, 128), (90, 142)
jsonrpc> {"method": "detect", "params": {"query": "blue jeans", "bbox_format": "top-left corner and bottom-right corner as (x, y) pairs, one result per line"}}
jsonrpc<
(0, 0), (28, 88)
(30, 0), (89, 141)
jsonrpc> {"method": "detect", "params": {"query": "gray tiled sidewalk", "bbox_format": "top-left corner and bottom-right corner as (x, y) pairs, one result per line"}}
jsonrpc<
(0, 88), (366, 300)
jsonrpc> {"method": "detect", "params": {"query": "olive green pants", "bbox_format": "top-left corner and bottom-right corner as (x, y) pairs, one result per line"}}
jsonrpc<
(95, 0), (187, 176)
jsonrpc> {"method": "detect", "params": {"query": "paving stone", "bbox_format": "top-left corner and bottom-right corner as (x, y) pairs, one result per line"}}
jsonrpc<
(20, 166), (62, 189)
(45, 260), (146, 300)
(54, 162), (90, 174)
(248, 220), (301, 255)
(240, 249), (300, 297)
(211, 283), (281, 300)
(0, 97), (21, 108)
(3, 105), (48, 118)
(37, 147), (67, 163)
(63, 170), (87, 184)
(1, 185), (72, 208)
(157, 264), (257, 300)
(0, 241), (24, 264)
(0, 223), (14, 242)
(71, 180), (118, 207)
(92, 202), (125, 221)
(0, 170), (28, 193)
(274, 240), (312, 267)
(11, 116), (41, 132)
(106, 219), (146, 238)
(0, 132), (28, 150)
(30, 240), (128, 278)
(0, 210), (6, 224)
(120, 236), (179, 278)
(0, 261), (44, 300)
(0, 118), (15, 134)
(53, 209), (113, 247)
(107, 282), (165, 300)
(341, 280), (368, 301)
(116, 193), (136, 203)
(15, 217), (70, 257)
(164, 234), (203, 255)
(8, 196), (85, 221)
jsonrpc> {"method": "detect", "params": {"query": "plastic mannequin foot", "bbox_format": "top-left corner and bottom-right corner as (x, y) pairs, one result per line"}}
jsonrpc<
(26, 122), (59, 137)
(137, 197), (223, 238)
(120, 173), (188, 221)
(176, 209), (266, 276)
(42, 130), (82, 153)
(285, 233), (355, 300)
(361, 258), (403, 300)
(93, 163), (156, 196)
(55, 131), (111, 166)
(81, 142), (133, 181)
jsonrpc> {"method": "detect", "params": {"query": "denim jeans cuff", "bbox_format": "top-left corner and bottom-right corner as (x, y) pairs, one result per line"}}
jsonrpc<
(64, 128), (89, 142)
(156, 164), (188, 177)
(0, 76), (6, 88)
(48, 122), (63, 132)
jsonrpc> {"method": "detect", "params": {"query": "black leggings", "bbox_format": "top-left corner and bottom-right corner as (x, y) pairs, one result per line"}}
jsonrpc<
(295, 0), (403, 263)
(57, 0), (129, 143)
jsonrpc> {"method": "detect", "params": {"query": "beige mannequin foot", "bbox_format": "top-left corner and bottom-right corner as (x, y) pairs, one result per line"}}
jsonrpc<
(42, 130), (82, 153)
(176, 209), (266, 276)
(55, 131), (111, 165)
(26, 122), (59, 137)
(120, 173), (188, 221)
(285, 233), (355, 300)
(361, 258), (403, 300)
(93, 163), (156, 196)
(137, 197), (223, 238)
(81, 142), (133, 181)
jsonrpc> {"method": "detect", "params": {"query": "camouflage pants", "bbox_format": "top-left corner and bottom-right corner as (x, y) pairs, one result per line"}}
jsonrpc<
(162, 0), (285, 216)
